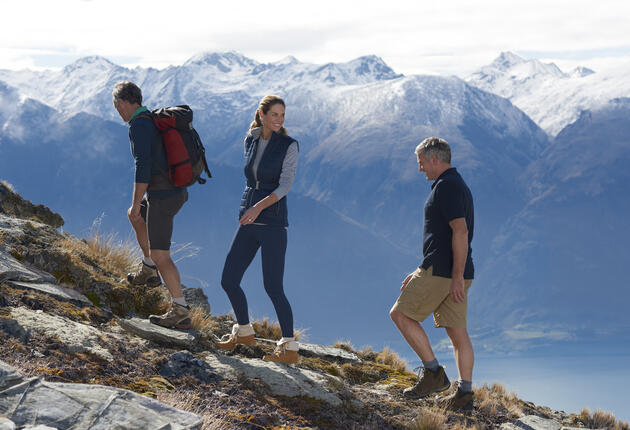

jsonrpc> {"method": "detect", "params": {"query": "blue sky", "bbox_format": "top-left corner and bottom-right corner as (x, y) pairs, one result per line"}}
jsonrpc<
(2, 0), (630, 75)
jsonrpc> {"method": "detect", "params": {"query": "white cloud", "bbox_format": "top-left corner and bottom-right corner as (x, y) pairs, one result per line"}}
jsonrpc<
(1, 0), (629, 75)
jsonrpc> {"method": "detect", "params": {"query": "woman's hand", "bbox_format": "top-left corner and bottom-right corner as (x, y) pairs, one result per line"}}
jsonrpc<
(239, 206), (262, 225)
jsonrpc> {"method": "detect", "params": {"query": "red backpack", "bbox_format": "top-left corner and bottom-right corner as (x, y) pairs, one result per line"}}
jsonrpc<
(145, 105), (212, 187)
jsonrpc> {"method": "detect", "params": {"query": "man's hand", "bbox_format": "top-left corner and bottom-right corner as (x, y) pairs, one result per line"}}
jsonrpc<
(450, 277), (466, 304)
(128, 204), (142, 222)
(239, 206), (262, 225)
(400, 273), (414, 291)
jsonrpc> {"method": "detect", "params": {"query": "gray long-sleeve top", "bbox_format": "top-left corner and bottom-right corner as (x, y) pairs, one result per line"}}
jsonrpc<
(246, 129), (299, 200)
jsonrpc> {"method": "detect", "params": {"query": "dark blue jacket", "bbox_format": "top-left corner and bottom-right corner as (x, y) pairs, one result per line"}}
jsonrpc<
(239, 130), (297, 227)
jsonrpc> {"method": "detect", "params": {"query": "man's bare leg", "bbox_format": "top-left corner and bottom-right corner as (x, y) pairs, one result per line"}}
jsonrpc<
(445, 326), (474, 382)
(150, 249), (184, 299)
(390, 308), (436, 362)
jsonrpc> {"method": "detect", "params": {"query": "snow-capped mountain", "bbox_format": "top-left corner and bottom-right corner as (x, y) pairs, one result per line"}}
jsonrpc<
(1, 52), (628, 352)
(466, 51), (630, 136)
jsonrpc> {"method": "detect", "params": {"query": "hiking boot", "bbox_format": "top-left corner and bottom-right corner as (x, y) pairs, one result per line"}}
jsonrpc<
(262, 341), (298, 365)
(403, 366), (450, 399)
(216, 324), (255, 350)
(127, 261), (161, 287)
(439, 387), (474, 412)
(149, 302), (191, 329)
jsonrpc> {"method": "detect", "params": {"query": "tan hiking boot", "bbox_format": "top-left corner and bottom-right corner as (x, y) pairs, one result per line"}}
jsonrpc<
(149, 302), (191, 329)
(216, 324), (255, 350)
(403, 366), (450, 399)
(262, 341), (298, 364)
(439, 387), (474, 412)
(127, 261), (161, 287)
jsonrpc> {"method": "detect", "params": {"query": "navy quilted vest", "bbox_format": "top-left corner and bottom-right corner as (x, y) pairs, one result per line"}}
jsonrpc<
(239, 131), (297, 227)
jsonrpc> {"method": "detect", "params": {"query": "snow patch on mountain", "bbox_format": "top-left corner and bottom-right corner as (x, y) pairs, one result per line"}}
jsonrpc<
(466, 51), (630, 136)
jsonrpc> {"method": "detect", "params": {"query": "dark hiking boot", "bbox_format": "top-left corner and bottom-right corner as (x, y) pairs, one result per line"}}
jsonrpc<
(439, 387), (474, 412)
(149, 303), (191, 329)
(403, 366), (450, 399)
(127, 261), (161, 287)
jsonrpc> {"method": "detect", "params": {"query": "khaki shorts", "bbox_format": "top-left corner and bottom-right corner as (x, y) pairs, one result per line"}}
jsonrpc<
(391, 266), (472, 328)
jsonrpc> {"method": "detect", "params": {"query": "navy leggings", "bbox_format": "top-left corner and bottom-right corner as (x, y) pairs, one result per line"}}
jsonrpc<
(221, 224), (294, 337)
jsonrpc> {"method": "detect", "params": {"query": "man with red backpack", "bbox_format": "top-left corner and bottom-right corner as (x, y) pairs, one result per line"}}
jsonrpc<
(113, 81), (191, 330)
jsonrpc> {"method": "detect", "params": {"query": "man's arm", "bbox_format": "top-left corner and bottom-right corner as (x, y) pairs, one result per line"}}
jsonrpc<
(449, 217), (468, 303)
(129, 182), (148, 221)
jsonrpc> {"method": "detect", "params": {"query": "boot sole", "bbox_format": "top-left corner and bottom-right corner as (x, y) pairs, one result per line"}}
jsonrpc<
(403, 381), (451, 399)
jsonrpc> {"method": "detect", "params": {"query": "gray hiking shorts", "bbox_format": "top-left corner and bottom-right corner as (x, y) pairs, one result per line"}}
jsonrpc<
(140, 190), (188, 251)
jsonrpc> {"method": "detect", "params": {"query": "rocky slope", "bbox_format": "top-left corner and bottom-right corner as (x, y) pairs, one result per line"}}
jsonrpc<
(1, 185), (626, 429)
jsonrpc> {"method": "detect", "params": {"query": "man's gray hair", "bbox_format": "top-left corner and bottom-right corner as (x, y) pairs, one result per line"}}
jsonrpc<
(415, 137), (451, 164)
(113, 81), (142, 105)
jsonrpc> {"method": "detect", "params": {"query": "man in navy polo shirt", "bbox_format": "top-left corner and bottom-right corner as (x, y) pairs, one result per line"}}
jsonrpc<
(390, 137), (475, 411)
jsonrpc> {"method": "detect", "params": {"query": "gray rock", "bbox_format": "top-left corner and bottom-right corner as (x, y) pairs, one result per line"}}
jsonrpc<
(0, 361), (24, 391)
(182, 285), (210, 315)
(117, 317), (199, 348)
(160, 350), (220, 383)
(0, 417), (15, 430)
(22, 426), (58, 430)
(500, 425), (521, 430)
(0, 377), (202, 429)
(203, 352), (342, 406)
(10, 307), (117, 361)
(0, 317), (29, 343)
(511, 415), (563, 430)
(256, 338), (361, 364)
(6, 281), (92, 306)
(0, 250), (56, 284)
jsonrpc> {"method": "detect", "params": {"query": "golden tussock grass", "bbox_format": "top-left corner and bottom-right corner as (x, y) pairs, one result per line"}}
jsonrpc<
(157, 390), (233, 430)
(474, 382), (522, 419)
(411, 406), (447, 430)
(332, 340), (355, 353)
(355, 346), (408, 372)
(375, 346), (408, 372)
(251, 317), (304, 341)
(189, 307), (223, 333)
(578, 407), (629, 430)
(60, 227), (139, 279)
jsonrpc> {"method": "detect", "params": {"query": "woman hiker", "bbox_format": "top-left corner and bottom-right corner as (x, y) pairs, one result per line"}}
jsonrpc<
(217, 95), (300, 364)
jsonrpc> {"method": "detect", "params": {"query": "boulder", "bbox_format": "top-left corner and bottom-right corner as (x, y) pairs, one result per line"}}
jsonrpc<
(10, 307), (117, 361)
(0, 361), (24, 390)
(0, 183), (64, 228)
(181, 285), (210, 315)
(6, 281), (92, 306)
(160, 350), (220, 384)
(257, 338), (361, 364)
(117, 317), (199, 348)
(504, 415), (562, 430)
(0, 374), (202, 429)
(203, 352), (342, 406)
(0, 317), (29, 343)
(0, 251), (57, 284)
(0, 417), (15, 430)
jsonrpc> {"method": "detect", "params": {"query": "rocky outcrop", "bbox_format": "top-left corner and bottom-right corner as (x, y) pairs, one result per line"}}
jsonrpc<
(8, 307), (119, 361)
(0, 361), (202, 429)
(181, 285), (210, 314)
(0, 251), (57, 284)
(203, 352), (343, 406)
(0, 182), (63, 228)
(500, 415), (606, 430)
(117, 317), (199, 348)
(160, 350), (220, 384)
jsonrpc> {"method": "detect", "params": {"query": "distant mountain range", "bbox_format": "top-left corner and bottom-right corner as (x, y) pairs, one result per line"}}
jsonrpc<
(1, 51), (628, 354)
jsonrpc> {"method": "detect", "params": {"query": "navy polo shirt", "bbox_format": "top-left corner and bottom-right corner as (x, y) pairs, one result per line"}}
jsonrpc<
(421, 167), (474, 279)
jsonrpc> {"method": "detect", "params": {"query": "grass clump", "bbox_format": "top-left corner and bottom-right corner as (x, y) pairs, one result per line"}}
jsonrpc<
(411, 406), (447, 430)
(332, 340), (355, 353)
(474, 382), (522, 419)
(251, 317), (304, 341)
(577, 407), (629, 430)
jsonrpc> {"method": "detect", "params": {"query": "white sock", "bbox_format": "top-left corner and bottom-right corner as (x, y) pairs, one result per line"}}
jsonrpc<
(143, 256), (155, 266)
(237, 323), (254, 336)
(172, 296), (187, 307)
(278, 337), (298, 351)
